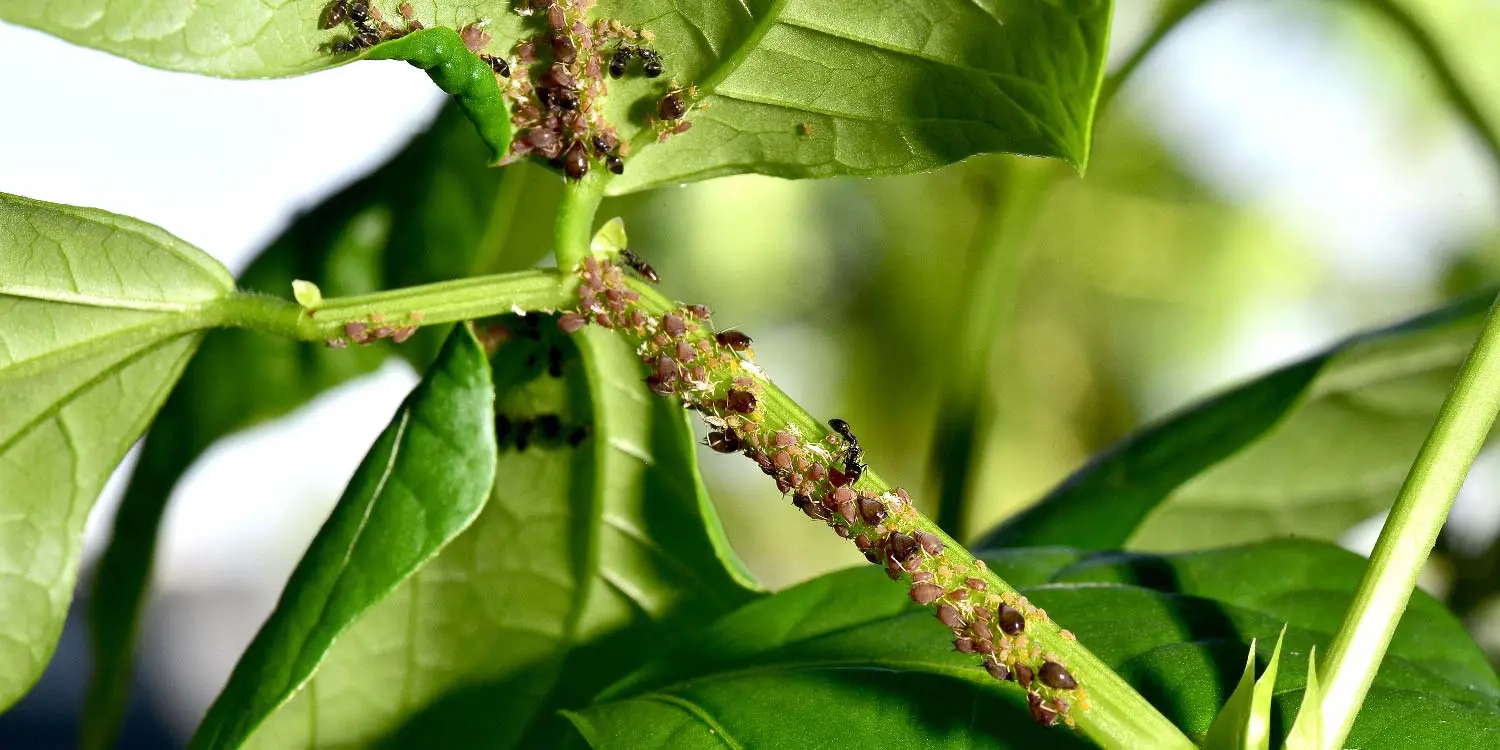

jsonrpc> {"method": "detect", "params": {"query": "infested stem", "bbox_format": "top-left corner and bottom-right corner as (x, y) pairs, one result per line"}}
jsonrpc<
(607, 273), (1194, 749)
(210, 269), (575, 341)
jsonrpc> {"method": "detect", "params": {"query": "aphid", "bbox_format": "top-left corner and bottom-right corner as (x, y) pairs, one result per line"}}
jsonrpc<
(609, 43), (634, 77)
(344, 322), (368, 339)
(910, 583), (943, 605)
(886, 532), (921, 570)
(715, 330), (752, 351)
(799, 122), (814, 137)
(971, 620), (993, 642)
(953, 637), (976, 653)
(619, 248), (659, 284)
(794, 494), (829, 521)
(726, 389), (757, 414)
(966, 577), (987, 591)
(685, 304), (712, 320)
(637, 47), (664, 77)
(997, 605), (1026, 635)
(1038, 662), (1077, 690)
(392, 326), (415, 344)
(566, 424), (592, 446)
(322, 0), (347, 29)
(660, 312), (686, 336)
(1027, 691), (1057, 727)
(705, 429), (741, 454)
(551, 34), (577, 64)
(1014, 664), (1035, 688)
(484, 55), (511, 77)
(563, 141), (589, 180)
(936, 603), (965, 629)
(558, 312), (587, 332)
(984, 659), (1010, 682)
(658, 90), (687, 121)
(546, 4), (566, 30)
(858, 497), (886, 525)
(914, 530), (943, 556)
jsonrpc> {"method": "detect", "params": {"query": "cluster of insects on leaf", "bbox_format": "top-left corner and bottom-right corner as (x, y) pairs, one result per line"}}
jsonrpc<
(319, 0), (702, 181)
(555, 248), (1087, 730)
(478, 314), (595, 452)
(324, 313), (423, 348)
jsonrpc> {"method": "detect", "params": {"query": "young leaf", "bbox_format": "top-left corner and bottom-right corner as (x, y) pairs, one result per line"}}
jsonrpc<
(574, 539), (1498, 748)
(1203, 628), (1284, 750)
(1285, 647), (1322, 750)
(366, 29), (513, 163)
(234, 317), (759, 749)
(979, 293), (1494, 552)
(82, 105), (561, 749)
(0, 192), (233, 712)
(190, 325), (498, 750)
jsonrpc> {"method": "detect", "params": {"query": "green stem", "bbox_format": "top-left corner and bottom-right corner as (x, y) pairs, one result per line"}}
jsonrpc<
(619, 277), (1196, 750)
(555, 175), (608, 269)
(211, 269), (575, 340)
(1319, 293), (1500, 749)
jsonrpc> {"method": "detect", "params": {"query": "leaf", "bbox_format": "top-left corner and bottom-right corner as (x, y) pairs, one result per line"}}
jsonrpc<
(234, 315), (759, 748)
(1203, 628), (1284, 750)
(979, 292), (1494, 552)
(366, 29), (513, 163)
(571, 539), (1499, 748)
(5, 0), (1113, 189)
(191, 326), (497, 750)
(1284, 647), (1321, 750)
(83, 104), (562, 748)
(601, 0), (1114, 193)
(0, 193), (233, 712)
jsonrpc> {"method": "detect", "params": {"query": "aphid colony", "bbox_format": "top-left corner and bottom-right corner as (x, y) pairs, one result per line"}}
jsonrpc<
(320, 0), (700, 181)
(480, 314), (594, 451)
(503, 0), (698, 178)
(557, 252), (1085, 730)
(324, 313), (423, 348)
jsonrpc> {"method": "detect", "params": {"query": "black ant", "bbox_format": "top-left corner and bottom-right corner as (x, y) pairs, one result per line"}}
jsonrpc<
(609, 43), (635, 78)
(321, 0), (347, 29)
(619, 248), (659, 284)
(482, 54), (510, 77)
(636, 47), (664, 78)
(828, 418), (866, 484)
(591, 135), (625, 175)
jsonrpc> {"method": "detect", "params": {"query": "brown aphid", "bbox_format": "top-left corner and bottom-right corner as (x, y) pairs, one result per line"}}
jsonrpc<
(799, 122), (814, 137)
(984, 658), (1010, 682)
(1039, 662), (1077, 690)
(914, 530), (944, 556)
(975, 640), (995, 655)
(344, 321), (367, 339)
(661, 312), (686, 337)
(546, 4), (566, 29)
(1014, 664), (1035, 688)
(392, 327), (415, 344)
(645, 375), (674, 395)
(909, 583), (943, 605)
(971, 620), (993, 642)
(836, 499), (856, 524)
(658, 90), (687, 121)
(936, 603), (965, 630)
(726, 389), (757, 414)
(997, 605), (1026, 636)
(910, 570), (934, 584)
(557, 312), (587, 333)
(684, 304), (712, 320)
(965, 577), (987, 591)
(773, 450), (793, 470)
(854, 534), (874, 550)
(862, 548), (883, 565)
(886, 532), (921, 570)
(1026, 691), (1058, 727)
(562, 141), (590, 180)
(833, 524), (853, 539)
(321, 0), (347, 29)
(551, 34), (577, 64)
(953, 637), (976, 653)
(794, 494), (829, 521)
(857, 498), (886, 525)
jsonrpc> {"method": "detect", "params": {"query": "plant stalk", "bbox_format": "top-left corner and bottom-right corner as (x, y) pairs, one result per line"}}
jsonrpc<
(554, 175), (608, 269)
(1318, 292), (1500, 749)
(211, 269), (575, 340)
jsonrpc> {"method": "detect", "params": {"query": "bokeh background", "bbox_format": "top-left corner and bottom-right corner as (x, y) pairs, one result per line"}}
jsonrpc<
(4, 0), (1500, 745)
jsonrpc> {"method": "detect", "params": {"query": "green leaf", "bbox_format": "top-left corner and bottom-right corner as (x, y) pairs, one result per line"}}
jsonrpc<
(601, 0), (1114, 193)
(573, 539), (1498, 748)
(5, 0), (1112, 188)
(979, 292), (1494, 552)
(235, 316), (759, 748)
(83, 104), (561, 749)
(191, 325), (497, 750)
(0, 192), (233, 712)
(1204, 629), (1284, 750)
(366, 29), (513, 163)
(1285, 647), (1322, 750)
